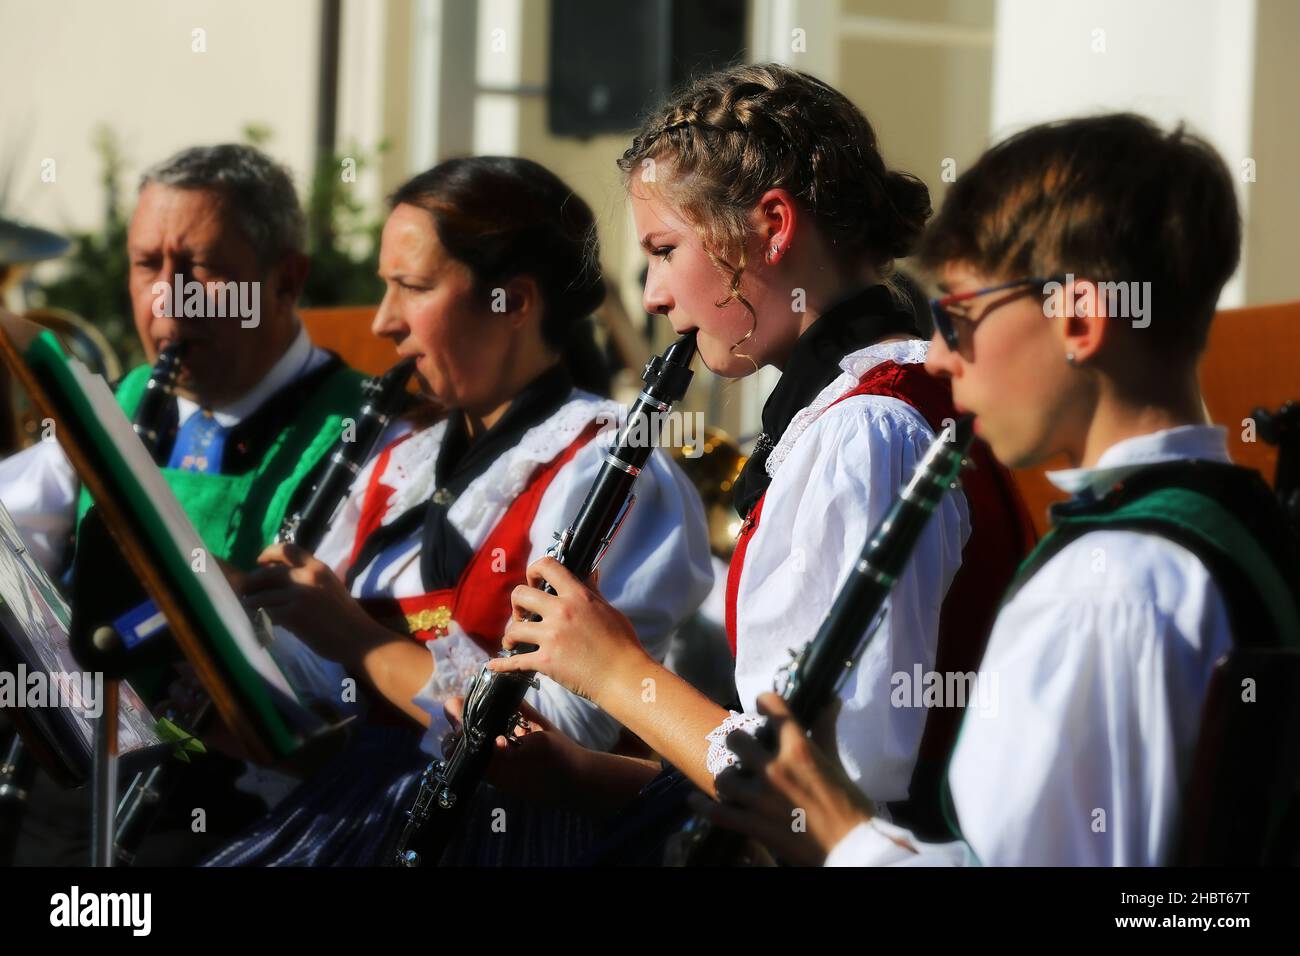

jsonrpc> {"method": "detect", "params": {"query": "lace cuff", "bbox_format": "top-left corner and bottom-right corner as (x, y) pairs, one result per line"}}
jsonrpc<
(704, 711), (768, 777)
(411, 628), (490, 754)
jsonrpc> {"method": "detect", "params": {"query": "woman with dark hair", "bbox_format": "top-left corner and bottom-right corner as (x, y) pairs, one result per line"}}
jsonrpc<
(204, 156), (713, 866)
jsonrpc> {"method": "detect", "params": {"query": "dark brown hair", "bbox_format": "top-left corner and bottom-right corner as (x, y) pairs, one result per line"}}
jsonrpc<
(389, 156), (611, 394)
(618, 63), (931, 317)
(919, 113), (1241, 359)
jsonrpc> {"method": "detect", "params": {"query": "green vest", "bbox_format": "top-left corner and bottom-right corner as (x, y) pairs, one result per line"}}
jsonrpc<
(76, 361), (366, 569)
(939, 462), (1300, 851)
(1006, 483), (1300, 649)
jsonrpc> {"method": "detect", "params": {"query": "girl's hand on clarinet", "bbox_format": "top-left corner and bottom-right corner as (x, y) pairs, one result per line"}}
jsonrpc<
(441, 694), (591, 804)
(490, 556), (647, 706)
(687, 693), (873, 866)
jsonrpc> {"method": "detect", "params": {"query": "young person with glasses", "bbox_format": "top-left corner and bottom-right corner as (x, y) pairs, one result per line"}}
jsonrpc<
(688, 113), (1300, 866)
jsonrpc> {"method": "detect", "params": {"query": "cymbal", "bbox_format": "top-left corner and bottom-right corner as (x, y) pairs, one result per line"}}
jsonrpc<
(0, 218), (71, 266)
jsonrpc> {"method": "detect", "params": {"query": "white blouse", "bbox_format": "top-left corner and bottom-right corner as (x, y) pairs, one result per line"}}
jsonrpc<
(722, 339), (972, 807)
(274, 388), (715, 755)
(825, 425), (1235, 866)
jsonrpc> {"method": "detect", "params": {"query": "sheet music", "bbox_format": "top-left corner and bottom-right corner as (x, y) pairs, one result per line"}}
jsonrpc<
(65, 358), (299, 701)
(0, 500), (160, 757)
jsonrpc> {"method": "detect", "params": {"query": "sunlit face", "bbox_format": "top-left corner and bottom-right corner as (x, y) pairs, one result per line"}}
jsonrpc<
(127, 184), (297, 405)
(372, 203), (520, 412)
(630, 185), (786, 378)
(924, 261), (1080, 469)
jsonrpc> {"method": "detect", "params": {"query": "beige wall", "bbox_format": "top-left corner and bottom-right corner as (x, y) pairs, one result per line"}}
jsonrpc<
(5, 0), (1294, 339)
(836, 0), (996, 287)
(0, 0), (320, 237)
(1245, 0), (1300, 306)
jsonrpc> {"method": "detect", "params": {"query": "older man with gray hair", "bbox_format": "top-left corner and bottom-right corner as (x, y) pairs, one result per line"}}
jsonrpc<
(0, 143), (369, 864)
(1, 142), (367, 572)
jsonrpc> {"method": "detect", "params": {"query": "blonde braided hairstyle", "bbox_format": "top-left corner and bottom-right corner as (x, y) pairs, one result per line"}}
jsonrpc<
(619, 63), (931, 364)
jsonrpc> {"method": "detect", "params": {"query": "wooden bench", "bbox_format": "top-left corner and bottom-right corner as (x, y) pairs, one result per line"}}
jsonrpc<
(1010, 299), (1300, 535)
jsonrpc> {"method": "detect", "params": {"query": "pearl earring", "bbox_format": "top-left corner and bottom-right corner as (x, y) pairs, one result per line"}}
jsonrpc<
(1066, 352), (1077, 366)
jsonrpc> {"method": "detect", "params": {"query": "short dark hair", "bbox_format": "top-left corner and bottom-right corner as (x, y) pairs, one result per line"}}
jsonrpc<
(919, 113), (1241, 359)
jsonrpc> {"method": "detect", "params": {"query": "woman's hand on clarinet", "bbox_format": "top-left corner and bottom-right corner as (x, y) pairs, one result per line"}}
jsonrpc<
(441, 694), (590, 803)
(686, 693), (874, 866)
(241, 542), (380, 667)
(489, 556), (648, 707)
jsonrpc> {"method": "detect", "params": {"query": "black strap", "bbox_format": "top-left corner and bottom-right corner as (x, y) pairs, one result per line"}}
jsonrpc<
(1007, 462), (1300, 648)
(345, 364), (576, 592)
(733, 285), (919, 518)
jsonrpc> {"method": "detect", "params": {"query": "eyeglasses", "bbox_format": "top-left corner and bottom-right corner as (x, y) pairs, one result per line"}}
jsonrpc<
(929, 275), (1066, 351)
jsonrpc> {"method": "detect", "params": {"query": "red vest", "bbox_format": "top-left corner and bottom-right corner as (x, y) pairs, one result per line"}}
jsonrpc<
(353, 421), (605, 654)
(725, 360), (1036, 768)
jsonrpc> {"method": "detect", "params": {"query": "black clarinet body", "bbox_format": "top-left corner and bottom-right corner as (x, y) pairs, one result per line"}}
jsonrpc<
(111, 357), (415, 864)
(673, 414), (976, 865)
(279, 358), (416, 551)
(132, 344), (183, 457)
(391, 332), (698, 867)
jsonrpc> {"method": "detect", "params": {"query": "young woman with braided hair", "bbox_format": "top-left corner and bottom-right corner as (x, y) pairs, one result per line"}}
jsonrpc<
(479, 63), (1035, 860)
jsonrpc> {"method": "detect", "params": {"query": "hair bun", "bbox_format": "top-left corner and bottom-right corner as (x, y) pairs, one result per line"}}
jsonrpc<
(880, 170), (933, 260)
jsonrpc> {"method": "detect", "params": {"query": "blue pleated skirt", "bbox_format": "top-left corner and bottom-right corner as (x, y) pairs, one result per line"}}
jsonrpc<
(202, 724), (599, 867)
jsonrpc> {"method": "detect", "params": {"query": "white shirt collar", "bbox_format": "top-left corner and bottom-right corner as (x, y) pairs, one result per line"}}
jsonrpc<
(176, 323), (323, 427)
(765, 338), (930, 479)
(1045, 424), (1232, 498)
(838, 337), (930, 379)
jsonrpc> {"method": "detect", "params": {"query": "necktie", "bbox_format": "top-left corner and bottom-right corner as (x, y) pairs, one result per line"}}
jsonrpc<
(167, 409), (229, 474)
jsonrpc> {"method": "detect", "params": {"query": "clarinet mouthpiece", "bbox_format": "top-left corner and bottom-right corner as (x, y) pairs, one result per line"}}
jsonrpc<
(662, 329), (698, 368)
(644, 331), (698, 400)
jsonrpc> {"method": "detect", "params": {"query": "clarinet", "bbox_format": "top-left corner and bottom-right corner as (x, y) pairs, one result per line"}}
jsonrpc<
(670, 414), (976, 865)
(112, 357), (416, 864)
(279, 357), (416, 550)
(132, 343), (183, 455)
(1250, 402), (1300, 543)
(391, 332), (699, 867)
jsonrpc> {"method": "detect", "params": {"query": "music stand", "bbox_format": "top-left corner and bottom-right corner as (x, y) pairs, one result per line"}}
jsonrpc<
(0, 312), (346, 864)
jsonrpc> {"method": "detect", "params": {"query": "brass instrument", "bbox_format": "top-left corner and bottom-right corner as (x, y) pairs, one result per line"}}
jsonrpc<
(1, 219), (121, 454)
(670, 426), (747, 559)
(0, 233), (131, 858)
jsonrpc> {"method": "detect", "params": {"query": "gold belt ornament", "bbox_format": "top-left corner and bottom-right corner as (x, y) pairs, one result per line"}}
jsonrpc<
(406, 605), (453, 636)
